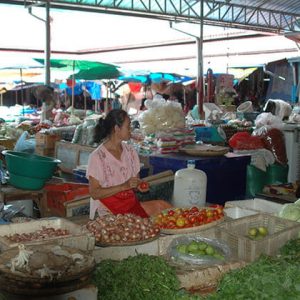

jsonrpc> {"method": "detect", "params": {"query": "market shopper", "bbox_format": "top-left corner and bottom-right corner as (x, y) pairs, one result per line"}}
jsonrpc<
(87, 109), (172, 219)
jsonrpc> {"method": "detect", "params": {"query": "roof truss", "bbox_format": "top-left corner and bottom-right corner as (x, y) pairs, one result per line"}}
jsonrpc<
(3, 0), (300, 33)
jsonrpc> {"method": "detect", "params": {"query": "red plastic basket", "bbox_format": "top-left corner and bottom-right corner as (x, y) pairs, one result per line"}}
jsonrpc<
(44, 183), (90, 216)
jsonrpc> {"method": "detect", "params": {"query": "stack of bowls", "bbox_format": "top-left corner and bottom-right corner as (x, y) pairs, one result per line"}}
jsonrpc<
(3, 151), (61, 190)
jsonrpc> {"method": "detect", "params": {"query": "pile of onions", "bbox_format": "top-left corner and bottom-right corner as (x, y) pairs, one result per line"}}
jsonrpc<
(86, 214), (160, 244)
(5, 227), (70, 243)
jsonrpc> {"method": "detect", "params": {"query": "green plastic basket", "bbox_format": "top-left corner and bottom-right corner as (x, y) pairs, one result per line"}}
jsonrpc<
(9, 172), (46, 190)
(4, 150), (60, 180)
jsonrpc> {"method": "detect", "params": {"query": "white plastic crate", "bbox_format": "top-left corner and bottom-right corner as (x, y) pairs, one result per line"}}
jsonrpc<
(225, 198), (283, 215)
(216, 213), (300, 262)
(0, 217), (95, 251)
(224, 207), (258, 219)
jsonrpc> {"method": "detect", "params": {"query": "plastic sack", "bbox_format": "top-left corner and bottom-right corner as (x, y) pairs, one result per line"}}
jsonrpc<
(14, 131), (35, 154)
(263, 99), (292, 120)
(246, 165), (266, 197)
(166, 236), (231, 267)
(259, 128), (288, 165)
(72, 124), (83, 144)
(254, 112), (283, 131)
(229, 131), (264, 150)
(138, 99), (185, 135)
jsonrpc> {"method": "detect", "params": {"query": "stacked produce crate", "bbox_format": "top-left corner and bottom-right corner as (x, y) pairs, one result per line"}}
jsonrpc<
(35, 132), (61, 157)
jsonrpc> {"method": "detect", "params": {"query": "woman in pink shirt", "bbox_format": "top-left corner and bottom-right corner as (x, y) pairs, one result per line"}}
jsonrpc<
(87, 109), (171, 218)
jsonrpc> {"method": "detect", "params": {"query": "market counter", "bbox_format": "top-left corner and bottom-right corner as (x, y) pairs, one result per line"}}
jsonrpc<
(148, 152), (251, 205)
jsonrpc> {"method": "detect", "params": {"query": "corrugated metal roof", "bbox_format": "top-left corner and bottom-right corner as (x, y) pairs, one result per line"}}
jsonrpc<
(230, 0), (300, 16)
(3, 0), (300, 33)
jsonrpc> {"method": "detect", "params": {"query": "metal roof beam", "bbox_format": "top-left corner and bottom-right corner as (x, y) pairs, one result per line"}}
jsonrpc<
(1, 0), (300, 33)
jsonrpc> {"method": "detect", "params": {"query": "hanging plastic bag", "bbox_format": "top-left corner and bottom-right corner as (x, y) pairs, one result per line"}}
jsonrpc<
(259, 128), (288, 165)
(254, 112), (283, 132)
(14, 131), (35, 154)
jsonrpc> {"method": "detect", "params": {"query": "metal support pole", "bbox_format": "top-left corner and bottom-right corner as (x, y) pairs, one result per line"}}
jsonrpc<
(169, 20), (204, 118)
(45, 1), (51, 85)
(28, 2), (51, 85)
(197, 0), (204, 118)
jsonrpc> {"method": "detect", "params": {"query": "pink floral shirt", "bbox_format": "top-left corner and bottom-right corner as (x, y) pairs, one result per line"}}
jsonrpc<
(86, 142), (140, 187)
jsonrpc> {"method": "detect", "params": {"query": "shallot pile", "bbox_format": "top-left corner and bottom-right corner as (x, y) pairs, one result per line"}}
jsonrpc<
(86, 214), (160, 244)
(5, 227), (70, 243)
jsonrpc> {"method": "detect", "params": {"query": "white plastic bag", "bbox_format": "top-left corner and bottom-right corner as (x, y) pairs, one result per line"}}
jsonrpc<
(254, 112), (283, 133)
(14, 131), (35, 154)
(166, 236), (231, 267)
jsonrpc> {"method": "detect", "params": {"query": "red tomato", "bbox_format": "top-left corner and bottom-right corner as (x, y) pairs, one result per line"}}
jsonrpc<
(168, 209), (175, 216)
(206, 217), (214, 223)
(137, 181), (149, 193)
(197, 215), (204, 223)
(188, 216), (197, 224)
(189, 206), (199, 213)
(216, 207), (224, 215)
(182, 211), (189, 218)
(166, 220), (176, 229)
(184, 218), (191, 226)
(167, 216), (176, 222)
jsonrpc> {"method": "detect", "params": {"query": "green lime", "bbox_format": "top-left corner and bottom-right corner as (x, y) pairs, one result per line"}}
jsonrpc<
(187, 241), (199, 253)
(213, 253), (225, 260)
(205, 245), (215, 255)
(248, 227), (258, 237)
(258, 226), (268, 237)
(197, 241), (208, 251)
(195, 250), (206, 256)
(177, 244), (188, 254)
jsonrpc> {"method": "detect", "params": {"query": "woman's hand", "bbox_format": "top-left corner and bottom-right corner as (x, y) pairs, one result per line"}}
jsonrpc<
(89, 175), (141, 200)
(124, 176), (141, 189)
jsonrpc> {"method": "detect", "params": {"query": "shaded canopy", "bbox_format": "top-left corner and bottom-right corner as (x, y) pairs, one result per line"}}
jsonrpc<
(119, 72), (193, 84)
(72, 66), (122, 80)
(34, 58), (121, 81)
(34, 58), (119, 72)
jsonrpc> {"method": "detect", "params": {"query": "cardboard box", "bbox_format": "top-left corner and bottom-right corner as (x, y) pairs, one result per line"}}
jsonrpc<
(0, 138), (16, 150)
(35, 146), (55, 157)
(35, 132), (61, 149)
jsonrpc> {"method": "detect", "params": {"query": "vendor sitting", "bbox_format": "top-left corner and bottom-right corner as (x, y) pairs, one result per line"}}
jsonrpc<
(87, 109), (172, 219)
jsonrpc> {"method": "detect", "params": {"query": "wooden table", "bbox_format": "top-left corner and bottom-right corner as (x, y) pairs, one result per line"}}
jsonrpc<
(0, 178), (65, 218)
(0, 185), (45, 217)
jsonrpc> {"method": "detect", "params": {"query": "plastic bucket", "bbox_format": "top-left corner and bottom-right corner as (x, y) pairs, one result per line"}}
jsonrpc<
(266, 164), (289, 185)
(237, 101), (253, 113)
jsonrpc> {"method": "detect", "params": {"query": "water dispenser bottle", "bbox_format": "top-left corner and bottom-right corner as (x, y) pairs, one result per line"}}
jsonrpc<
(172, 160), (207, 207)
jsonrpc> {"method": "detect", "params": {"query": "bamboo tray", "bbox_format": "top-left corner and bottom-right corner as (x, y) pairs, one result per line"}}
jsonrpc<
(161, 218), (224, 235)
(0, 244), (95, 296)
(179, 145), (229, 157)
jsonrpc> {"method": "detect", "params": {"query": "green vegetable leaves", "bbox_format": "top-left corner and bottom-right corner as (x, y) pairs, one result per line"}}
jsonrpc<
(278, 204), (300, 222)
(93, 254), (181, 300)
(202, 240), (300, 300)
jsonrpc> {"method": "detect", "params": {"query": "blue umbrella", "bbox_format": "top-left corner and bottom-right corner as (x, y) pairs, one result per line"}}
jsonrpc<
(118, 72), (193, 84)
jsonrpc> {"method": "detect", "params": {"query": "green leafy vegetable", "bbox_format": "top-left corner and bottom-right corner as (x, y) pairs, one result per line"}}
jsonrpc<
(200, 240), (300, 300)
(93, 254), (184, 300)
(279, 238), (300, 262)
(278, 204), (300, 222)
